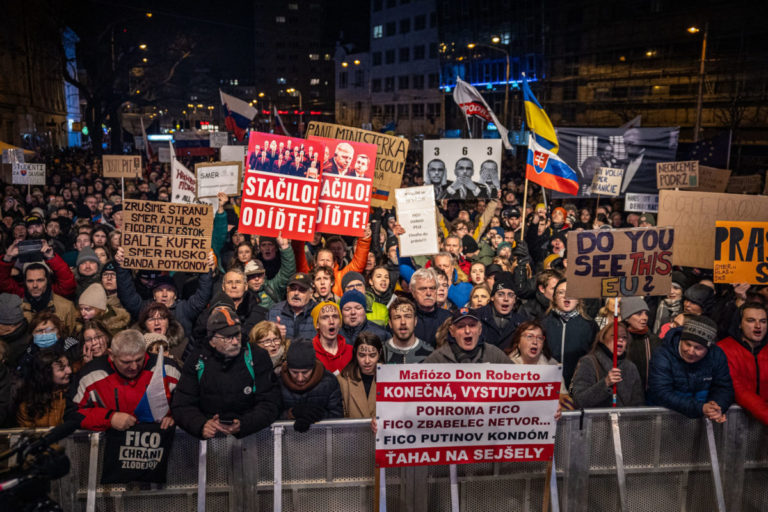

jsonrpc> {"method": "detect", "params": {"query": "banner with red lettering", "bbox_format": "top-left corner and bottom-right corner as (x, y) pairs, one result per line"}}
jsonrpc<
(375, 364), (561, 468)
(238, 132), (324, 241)
(307, 136), (376, 236)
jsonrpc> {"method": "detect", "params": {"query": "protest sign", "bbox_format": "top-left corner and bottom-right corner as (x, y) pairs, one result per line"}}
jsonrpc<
(697, 166), (731, 193)
(590, 167), (624, 196)
(101, 424), (175, 484)
(2, 148), (25, 164)
(102, 155), (141, 179)
(209, 131), (228, 148)
(220, 145), (246, 165)
(657, 190), (768, 268)
(395, 186), (439, 257)
(423, 140), (502, 201)
(158, 146), (171, 163)
(306, 135), (376, 236)
(656, 161), (699, 189)
(726, 174), (763, 195)
(238, 132), (323, 241)
(195, 161), (242, 199)
(121, 200), (213, 273)
(624, 193), (658, 212)
(12, 163), (45, 185)
(134, 136), (145, 150)
(566, 227), (674, 298)
(713, 221), (768, 284)
(375, 363), (561, 468)
(305, 121), (408, 209)
(171, 158), (196, 204)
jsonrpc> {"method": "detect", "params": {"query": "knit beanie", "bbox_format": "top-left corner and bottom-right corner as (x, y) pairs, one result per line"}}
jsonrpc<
(620, 297), (649, 321)
(462, 234), (479, 254)
(341, 271), (365, 290)
(78, 283), (107, 311)
(311, 301), (341, 328)
(286, 340), (317, 370)
(144, 332), (169, 347)
(0, 293), (24, 324)
(339, 290), (367, 311)
(681, 315), (718, 348)
(496, 242), (512, 255)
(76, 247), (100, 267)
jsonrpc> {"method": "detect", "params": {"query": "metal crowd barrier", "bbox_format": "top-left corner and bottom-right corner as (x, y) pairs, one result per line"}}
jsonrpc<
(2, 406), (768, 511)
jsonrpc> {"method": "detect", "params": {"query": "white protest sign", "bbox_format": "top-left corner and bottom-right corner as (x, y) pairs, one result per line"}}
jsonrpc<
(395, 186), (439, 257)
(375, 364), (561, 467)
(220, 145), (246, 165)
(171, 158), (196, 204)
(209, 131), (229, 148)
(12, 163), (45, 185)
(423, 139), (502, 200)
(134, 136), (145, 150)
(158, 146), (171, 163)
(590, 167), (623, 196)
(625, 193), (659, 212)
(195, 161), (242, 198)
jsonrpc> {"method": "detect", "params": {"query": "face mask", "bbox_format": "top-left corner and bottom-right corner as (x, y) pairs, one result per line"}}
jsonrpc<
(33, 332), (58, 348)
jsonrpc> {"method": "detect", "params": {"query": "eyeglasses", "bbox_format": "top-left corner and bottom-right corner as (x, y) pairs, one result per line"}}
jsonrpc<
(148, 316), (167, 323)
(522, 333), (545, 342)
(212, 335), (239, 343)
(84, 334), (106, 343)
(258, 337), (281, 346)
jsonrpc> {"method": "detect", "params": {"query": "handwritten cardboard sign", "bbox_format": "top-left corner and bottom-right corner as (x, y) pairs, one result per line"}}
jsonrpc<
(713, 221), (768, 284)
(590, 167), (624, 196)
(726, 174), (763, 195)
(697, 166), (731, 193)
(171, 158), (196, 204)
(657, 190), (768, 269)
(566, 227), (674, 298)
(195, 161), (242, 199)
(656, 161), (698, 189)
(395, 186), (439, 257)
(102, 155), (142, 179)
(12, 163), (45, 185)
(306, 121), (409, 209)
(624, 193), (658, 212)
(307, 135), (376, 236)
(238, 132), (324, 241)
(121, 200), (213, 273)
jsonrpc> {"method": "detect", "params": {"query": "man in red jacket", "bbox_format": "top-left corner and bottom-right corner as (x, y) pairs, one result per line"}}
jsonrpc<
(718, 302), (768, 424)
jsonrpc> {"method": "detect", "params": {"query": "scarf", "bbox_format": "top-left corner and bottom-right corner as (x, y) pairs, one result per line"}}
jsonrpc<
(554, 308), (580, 323)
(628, 326), (649, 335)
(269, 345), (285, 368)
(448, 338), (483, 363)
(25, 284), (53, 313)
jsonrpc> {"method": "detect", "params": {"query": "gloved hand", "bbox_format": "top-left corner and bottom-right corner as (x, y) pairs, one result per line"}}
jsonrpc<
(292, 404), (325, 432)
(512, 240), (531, 264)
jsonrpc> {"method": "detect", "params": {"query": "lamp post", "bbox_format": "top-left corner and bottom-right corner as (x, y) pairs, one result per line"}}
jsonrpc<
(287, 88), (303, 136)
(467, 40), (510, 126)
(688, 24), (708, 142)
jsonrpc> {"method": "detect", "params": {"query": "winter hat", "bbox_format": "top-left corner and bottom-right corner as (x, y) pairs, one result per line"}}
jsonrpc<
(462, 235), (479, 254)
(639, 213), (656, 226)
(341, 271), (365, 290)
(311, 301), (341, 328)
(286, 340), (317, 370)
(244, 259), (266, 276)
(620, 297), (649, 321)
(206, 305), (241, 338)
(339, 290), (367, 311)
(490, 227), (505, 238)
(76, 247), (100, 267)
(671, 271), (688, 290)
(684, 283), (715, 308)
(152, 275), (177, 293)
(681, 315), (718, 348)
(496, 242), (512, 255)
(485, 263), (503, 277)
(101, 261), (116, 275)
(259, 236), (278, 247)
(491, 272), (515, 296)
(78, 283), (107, 311)
(143, 332), (169, 347)
(385, 236), (399, 252)
(0, 293), (24, 324)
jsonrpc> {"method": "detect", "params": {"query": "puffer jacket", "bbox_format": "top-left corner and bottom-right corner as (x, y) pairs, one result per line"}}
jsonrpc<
(718, 334), (768, 424)
(647, 328), (734, 418)
(279, 361), (343, 419)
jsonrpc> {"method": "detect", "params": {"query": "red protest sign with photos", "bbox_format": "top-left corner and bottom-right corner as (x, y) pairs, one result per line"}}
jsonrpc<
(307, 135), (377, 236)
(238, 132), (324, 241)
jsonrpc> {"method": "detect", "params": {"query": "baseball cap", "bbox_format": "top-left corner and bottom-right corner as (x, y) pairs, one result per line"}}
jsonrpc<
(288, 272), (312, 290)
(452, 307), (480, 323)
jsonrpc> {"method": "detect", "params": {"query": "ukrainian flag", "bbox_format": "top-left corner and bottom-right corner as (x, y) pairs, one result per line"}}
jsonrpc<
(522, 76), (559, 154)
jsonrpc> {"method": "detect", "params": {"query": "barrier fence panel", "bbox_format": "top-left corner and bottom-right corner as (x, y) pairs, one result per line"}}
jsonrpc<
(3, 406), (768, 511)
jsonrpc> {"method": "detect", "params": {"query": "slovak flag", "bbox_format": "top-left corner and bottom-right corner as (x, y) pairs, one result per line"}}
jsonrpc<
(220, 90), (258, 141)
(525, 134), (579, 196)
(134, 347), (171, 423)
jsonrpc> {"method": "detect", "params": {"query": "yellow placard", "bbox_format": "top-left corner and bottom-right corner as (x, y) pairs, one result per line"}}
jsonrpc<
(713, 221), (768, 284)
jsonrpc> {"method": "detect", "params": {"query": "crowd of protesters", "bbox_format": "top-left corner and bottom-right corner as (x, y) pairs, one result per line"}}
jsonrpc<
(0, 146), (766, 442)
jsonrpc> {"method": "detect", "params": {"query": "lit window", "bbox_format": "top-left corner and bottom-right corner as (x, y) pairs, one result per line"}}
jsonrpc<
(373, 25), (383, 39)
(309, 54), (320, 60)
(276, 16), (286, 23)
(310, 78), (320, 85)
(277, 77), (286, 84)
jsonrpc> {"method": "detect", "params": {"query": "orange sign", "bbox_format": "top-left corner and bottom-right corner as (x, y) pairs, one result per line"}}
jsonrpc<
(714, 221), (768, 284)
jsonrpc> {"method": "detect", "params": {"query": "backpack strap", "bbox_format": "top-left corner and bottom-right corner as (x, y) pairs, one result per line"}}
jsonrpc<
(195, 357), (205, 382)
(244, 342), (256, 386)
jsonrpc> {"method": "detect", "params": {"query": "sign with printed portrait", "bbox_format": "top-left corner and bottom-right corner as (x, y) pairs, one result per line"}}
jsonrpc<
(423, 140), (502, 201)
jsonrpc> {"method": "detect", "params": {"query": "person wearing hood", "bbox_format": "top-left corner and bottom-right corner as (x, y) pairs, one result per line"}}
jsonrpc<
(76, 283), (130, 336)
(310, 301), (353, 374)
(652, 271), (686, 333)
(172, 306), (281, 439)
(647, 315), (733, 420)
(279, 340), (343, 432)
(72, 246), (102, 296)
(621, 297), (661, 391)
(19, 262), (78, 336)
(339, 290), (390, 346)
(473, 272), (526, 351)
(0, 293), (31, 367)
(718, 302), (768, 424)
(424, 308), (511, 364)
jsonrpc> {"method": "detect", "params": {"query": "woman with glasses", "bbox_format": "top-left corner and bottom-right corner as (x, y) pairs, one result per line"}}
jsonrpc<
(135, 302), (188, 361)
(569, 321), (645, 408)
(249, 321), (287, 373)
(80, 319), (112, 364)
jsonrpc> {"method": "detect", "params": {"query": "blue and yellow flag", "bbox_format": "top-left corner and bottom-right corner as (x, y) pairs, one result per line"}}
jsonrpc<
(522, 76), (559, 154)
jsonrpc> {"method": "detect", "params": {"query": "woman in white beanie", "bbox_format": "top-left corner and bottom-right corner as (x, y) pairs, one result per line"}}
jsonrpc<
(76, 283), (130, 336)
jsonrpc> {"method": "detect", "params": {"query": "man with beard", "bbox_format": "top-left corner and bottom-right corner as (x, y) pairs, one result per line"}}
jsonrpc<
(383, 297), (433, 364)
(0, 239), (76, 298)
(268, 273), (317, 341)
(18, 262), (78, 335)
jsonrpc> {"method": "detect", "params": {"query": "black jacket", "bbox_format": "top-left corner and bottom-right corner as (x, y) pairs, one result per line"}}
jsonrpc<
(473, 303), (526, 351)
(415, 307), (451, 346)
(191, 292), (267, 352)
(340, 319), (390, 346)
(171, 342), (282, 439)
(543, 310), (597, 389)
(519, 291), (550, 321)
(279, 361), (343, 419)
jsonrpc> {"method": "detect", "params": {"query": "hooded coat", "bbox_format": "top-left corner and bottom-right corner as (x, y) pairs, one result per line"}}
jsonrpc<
(279, 360), (343, 419)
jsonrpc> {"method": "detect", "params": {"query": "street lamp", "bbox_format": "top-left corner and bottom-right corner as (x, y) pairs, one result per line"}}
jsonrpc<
(138, 43), (147, 50)
(287, 88), (304, 135)
(688, 23), (708, 142)
(467, 40), (511, 126)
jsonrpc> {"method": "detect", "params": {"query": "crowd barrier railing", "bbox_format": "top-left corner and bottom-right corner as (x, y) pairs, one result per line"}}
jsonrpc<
(2, 405), (768, 511)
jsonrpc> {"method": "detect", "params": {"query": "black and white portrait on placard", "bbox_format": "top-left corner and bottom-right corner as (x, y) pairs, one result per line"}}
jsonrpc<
(423, 140), (502, 201)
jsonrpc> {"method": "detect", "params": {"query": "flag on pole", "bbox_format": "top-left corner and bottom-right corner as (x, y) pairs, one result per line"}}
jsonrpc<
(169, 141), (196, 203)
(140, 116), (154, 161)
(220, 90), (258, 141)
(525, 134), (579, 196)
(521, 75), (559, 153)
(452, 77), (511, 150)
(133, 347), (172, 423)
(273, 106), (292, 137)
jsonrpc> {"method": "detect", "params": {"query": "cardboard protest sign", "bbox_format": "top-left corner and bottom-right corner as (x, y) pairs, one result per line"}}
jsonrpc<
(566, 227), (674, 298)
(697, 166), (731, 193)
(195, 161), (242, 199)
(726, 174), (763, 195)
(395, 186), (439, 257)
(376, 363), (561, 468)
(423, 139), (502, 201)
(624, 193), (658, 212)
(657, 190), (768, 268)
(590, 167), (624, 196)
(238, 132), (323, 241)
(306, 135), (376, 236)
(209, 131), (228, 148)
(305, 121), (408, 209)
(121, 200), (213, 273)
(171, 158), (196, 204)
(220, 145), (246, 165)
(102, 155), (141, 179)
(12, 163), (45, 185)
(713, 221), (768, 284)
(656, 161), (698, 189)
(158, 146), (171, 163)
